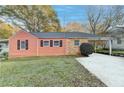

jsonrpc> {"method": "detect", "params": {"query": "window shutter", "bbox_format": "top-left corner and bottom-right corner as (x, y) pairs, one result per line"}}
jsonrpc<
(50, 40), (53, 47)
(60, 40), (62, 47)
(26, 40), (28, 50)
(17, 40), (20, 50)
(40, 40), (43, 47)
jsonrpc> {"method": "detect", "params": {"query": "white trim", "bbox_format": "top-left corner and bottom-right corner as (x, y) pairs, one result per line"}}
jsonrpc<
(53, 40), (60, 47)
(20, 40), (26, 50)
(43, 40), (50, 47)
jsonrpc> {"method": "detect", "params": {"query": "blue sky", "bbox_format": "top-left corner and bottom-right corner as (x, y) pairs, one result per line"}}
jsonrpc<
(52, 5), (88, 26)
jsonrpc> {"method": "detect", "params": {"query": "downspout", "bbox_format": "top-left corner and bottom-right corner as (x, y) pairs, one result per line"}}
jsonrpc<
(36, 39), (39, 56)
(64, 32), (66, 56)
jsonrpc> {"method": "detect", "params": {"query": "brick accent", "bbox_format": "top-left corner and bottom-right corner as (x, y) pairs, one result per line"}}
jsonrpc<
(65, 38), (88, 55)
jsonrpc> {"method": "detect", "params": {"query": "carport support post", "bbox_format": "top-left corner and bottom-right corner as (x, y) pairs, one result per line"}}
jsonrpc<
(109, 39), (112, 55)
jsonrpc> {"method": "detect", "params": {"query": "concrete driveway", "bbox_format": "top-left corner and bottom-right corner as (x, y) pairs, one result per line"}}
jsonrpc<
(76, 53), (124, 87)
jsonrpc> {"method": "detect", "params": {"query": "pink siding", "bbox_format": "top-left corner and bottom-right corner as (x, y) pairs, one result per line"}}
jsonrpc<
(9, 31), (67, 58)
(9, 31), (38, 58)
(9, 31), (88, 58)
(37, 38), (66, 56)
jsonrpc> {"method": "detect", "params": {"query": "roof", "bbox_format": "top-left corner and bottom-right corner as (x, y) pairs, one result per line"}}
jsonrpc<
(30, 32), (102, 39)
(108, 26), (124, 38)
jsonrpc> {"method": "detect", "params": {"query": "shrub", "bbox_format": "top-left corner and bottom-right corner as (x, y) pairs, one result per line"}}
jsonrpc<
(1, 52), (8, 60)
(80, 43), (94, 56)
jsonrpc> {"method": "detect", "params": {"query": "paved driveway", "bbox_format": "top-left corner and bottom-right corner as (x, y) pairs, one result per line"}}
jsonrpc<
(76, 53), (124, 87)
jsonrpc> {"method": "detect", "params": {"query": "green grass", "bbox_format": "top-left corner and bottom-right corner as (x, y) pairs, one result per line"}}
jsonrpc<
(96, 49), (124, 55)
(0, 56), (106, 87)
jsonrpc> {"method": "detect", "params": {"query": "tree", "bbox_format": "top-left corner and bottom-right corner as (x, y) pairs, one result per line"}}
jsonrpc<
(62, 22), (85, 32)
(87, 6), (103, 51)
(0, 20), (18, 39)
(0, 5), (61, 32)
(87, 6), (124, 35)
(87, 6), (103, 35)
(87, 6), (124, 50)
(112, 6), (124, 26)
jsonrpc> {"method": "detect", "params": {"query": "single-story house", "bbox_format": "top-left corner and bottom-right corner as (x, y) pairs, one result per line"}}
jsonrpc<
(9, 30), (112, 58)
(0, 39), (8, 56)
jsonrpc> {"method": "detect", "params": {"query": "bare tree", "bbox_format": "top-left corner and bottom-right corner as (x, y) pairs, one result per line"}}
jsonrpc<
(87, 6), (103, 51)
(87, 5), (124, 35)
(87, 6), (103, 35)
(86, 5), (124, 50)
(63, 22), (84, 32)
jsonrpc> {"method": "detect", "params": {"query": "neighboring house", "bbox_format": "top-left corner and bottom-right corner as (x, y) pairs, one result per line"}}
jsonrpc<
(110, 37), (124, 50)
(106, 26), (124, 50)
(0, 39), (8, 56)
(9, 30), (103, 58)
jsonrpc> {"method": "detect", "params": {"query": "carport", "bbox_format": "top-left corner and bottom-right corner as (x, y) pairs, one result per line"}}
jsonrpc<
(89, 37), (113, 55)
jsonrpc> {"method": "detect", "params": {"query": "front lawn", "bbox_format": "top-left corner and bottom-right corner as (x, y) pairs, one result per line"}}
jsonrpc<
(0, 56), (106, 87)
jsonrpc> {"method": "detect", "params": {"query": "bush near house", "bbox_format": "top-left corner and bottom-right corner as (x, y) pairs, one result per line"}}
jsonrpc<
(2, 52), (8, 60)
(0, 52), (8, 61)
(80, 43), (94, 56)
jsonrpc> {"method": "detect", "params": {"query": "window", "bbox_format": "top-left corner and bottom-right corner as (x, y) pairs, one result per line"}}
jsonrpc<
(17, 40), (28, 50)
(54, 40), (60, 47)
(41, 40), (62, 47)
(74, 40), (80, 46)
(20, 41), (26, 49)
(43, 41), (50, 47)
(117, 38), (122, 44)
(0, 45), (2, 48)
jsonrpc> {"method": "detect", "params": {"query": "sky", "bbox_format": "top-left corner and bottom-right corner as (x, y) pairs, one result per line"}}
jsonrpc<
(52, 5), (88, 27)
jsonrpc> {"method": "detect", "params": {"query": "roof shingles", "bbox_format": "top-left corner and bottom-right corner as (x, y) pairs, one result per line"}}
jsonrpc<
(30, 32), (101, 38)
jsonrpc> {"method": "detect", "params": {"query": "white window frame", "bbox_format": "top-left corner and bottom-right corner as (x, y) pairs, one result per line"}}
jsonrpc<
(117, 38), (122, 44)
(43, 40), (50, 47)
(20, 40), (26, 50)
(74, 40), (80, 46)
(53, 40), (60, 47)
